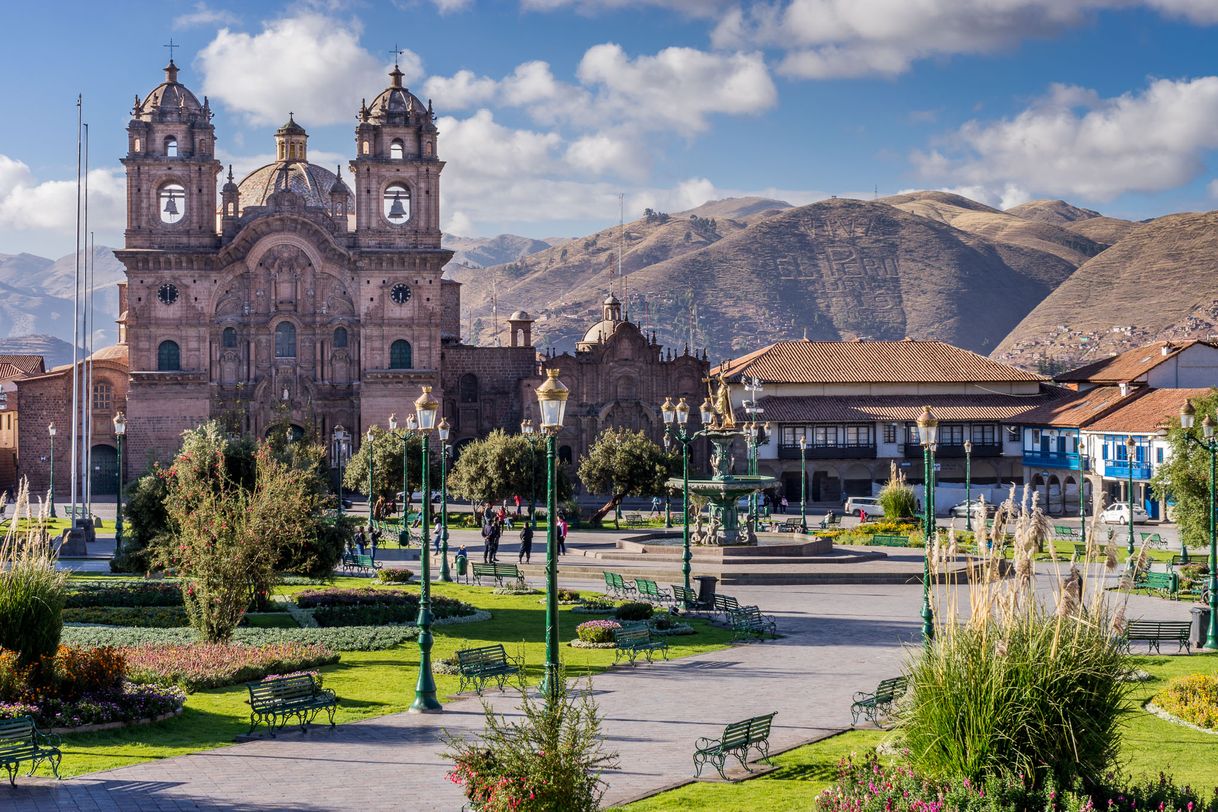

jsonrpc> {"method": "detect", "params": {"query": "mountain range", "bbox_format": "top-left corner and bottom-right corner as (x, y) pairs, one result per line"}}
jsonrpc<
(0, 246), (124, 356)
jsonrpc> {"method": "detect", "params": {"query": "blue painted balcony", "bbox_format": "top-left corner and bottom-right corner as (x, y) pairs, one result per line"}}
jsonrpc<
(1103, 461), (1152, 481)
(1023, 450), (1080, 469)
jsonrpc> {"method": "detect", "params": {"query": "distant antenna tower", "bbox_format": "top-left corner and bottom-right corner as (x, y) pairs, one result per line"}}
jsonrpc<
(618, 192), (626, 314)
(874, 184), (878, 200)
(491, 270), (500, 347)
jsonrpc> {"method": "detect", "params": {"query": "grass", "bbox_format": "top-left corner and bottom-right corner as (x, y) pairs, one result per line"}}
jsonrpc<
(40, 576), (734, 778)
(616, 652), (1218, 811)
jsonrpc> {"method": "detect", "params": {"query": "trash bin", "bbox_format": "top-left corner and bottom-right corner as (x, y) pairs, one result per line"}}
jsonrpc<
(694, 575), (718, 609)
(1192, 605), (1212, 650)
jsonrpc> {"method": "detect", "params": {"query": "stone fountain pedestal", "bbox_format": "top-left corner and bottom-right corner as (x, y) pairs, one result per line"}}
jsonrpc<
(666, 428), (778, 546)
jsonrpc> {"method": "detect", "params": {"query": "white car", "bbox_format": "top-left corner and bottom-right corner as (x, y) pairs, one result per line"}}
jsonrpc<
(1099, 502), (1149, 525)
(843, 496), (884, 518)
(949, 499), (996, 519)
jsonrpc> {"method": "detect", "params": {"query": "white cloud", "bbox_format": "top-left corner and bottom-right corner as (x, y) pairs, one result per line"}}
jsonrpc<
(913, 77), (1218, 201)
(433, 0), (473, 11)
(1148, 0), (1218, 24)
(564, 134), (638, 176)
(198, 13), (421, 126)
(520, 0), (734, 16)
(445, 210), (475, 235)
(174, 2), (239, 29)
(0, 155), (125, 235)
(438, 110), (562, 179)
(423, 69), (498, 109)
(1208, 178), (1218, 198)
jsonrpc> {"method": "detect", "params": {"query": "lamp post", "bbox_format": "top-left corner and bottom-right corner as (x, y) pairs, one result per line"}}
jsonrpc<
(536, 370), (569, 704)
(333, 425), (350, 517)
(917, 405), (939, 643)
(1179, 402), (1218, 650)
(410, 386), (442, 714)
(963, 439), (973, 532)
(366, 427), (376, 527)
(438, 417), (452, 583)
(798, 434), (808, 534)
(47, 423), (57, 518)
(1078, 448), (1088, 550)
(522, 419), (540, 526)
(743, 377), (765, 531)
(661, 395), (715, 600)
(1125, 435), (1137, 557)
(112, 412), (126, 556)
(388, 414), (416, 547)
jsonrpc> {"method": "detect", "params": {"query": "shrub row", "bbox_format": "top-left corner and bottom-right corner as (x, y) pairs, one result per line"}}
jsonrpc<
(122, 642), (339, 691)
(294, 587), (415, 609)
(1156, 673), (1218, 730)
(60, 624), (418, 652)
(311, 595), (474, 627)
(0, 645), (125, 703)
(64, 581), (183, 608)
(63, 606), (190, 628)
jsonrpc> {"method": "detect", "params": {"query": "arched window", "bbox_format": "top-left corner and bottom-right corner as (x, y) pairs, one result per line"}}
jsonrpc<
(390, 139), (404, 160)
(362, 140), (370, 156)
(389, 339), (412, 369)
(275, 322), (297, 358)
(559, 445), (573, 464)
(333, 327), (348, 348)
(157, 341), (180, 371)
(221, 327), (237, 348)
(459, 373), (478, 403)
(383, 183), (411, 224)
(164, 136), (177, 157)
(159, 183), (185, 224)
(133, 137), (142, 152)
(92, 381), (113, 412)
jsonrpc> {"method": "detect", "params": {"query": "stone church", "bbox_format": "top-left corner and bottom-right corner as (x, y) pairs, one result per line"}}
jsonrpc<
(14, 58), (709, 495)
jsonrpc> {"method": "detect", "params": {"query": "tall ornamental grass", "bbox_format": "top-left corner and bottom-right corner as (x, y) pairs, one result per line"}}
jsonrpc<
(0, 481), (68, 665)
(898, 486), (1133, 792)
(877, 462), (918, 519)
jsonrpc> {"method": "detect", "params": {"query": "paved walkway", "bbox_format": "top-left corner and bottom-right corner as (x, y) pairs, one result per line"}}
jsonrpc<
(20, 555), (1198, 809)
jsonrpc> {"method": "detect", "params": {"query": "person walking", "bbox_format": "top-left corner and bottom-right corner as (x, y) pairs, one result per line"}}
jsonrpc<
(481, 513), (494, 563)
(487, 517), (502, 563)
(513, 494), (522, 516)
(354, 526), (366, 556)
(518, 522), (534, 564)
(369, 525), (381, 561)
(651, 495), (661, 517)
(780, 495), (789, 514)
(557, 514), (568, 555)
(432, 523), (443, 556)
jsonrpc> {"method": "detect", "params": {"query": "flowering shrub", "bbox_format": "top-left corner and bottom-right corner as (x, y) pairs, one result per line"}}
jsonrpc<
(262, 670), (322, 687)
(63, 606), (190, 628)
(1156, 673), (1218, 730)
(122, 642), (338, 691)
(1, 645), (125, 703)
(0, 683), (184, 729)
(614, 602), (653, 622)
(61, 624), (418, 652)
(375, 568), (414, 584)
(298, 589), (475, 627)
(294, 587), (416, 608)
(576, 620), (620, 644)
(64, 581), (183, 608)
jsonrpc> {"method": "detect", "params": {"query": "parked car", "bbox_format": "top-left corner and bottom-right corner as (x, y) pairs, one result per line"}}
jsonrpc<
(949, 499), (997, 519)
(1099, 502), (1149, 525)
(843, 496), (884, 518)
(395, 490), (444, 504)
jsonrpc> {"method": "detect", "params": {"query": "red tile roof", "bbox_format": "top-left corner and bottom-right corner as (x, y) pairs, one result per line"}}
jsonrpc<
(756, 392), (1064, 424)
(1087, 387), (1218, 433)
(715, 340), (1044, 384)
(0, 355), (44, 380)
(1015, 386), (1135, 428)
(1054, 340), (1218, 384)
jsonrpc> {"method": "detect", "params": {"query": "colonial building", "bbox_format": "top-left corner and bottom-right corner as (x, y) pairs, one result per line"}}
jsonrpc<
(1055, 340), (1218, 391)
(715, 339), (1062, 506)
(0, 355), (45, 494)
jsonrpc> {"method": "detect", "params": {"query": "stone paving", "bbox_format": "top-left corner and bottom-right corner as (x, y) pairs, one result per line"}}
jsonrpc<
(19, 536), (1201, 811)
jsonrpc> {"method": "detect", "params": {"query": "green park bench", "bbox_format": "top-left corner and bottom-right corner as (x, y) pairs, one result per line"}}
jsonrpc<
(1168, 553), (1197, 569)
(714, 594), (741, 619)
(671, 584), (710, 611)
(0, 716), (61, 786)
(613, 625), (668, 666)
(341, 553), (382, 575)
(870, 534), (909, 548)
(850, 676), (908, 727)
(730, 606), (777, 641)
(624, 512), (647, 527)
(245, 673), (337, 737)
(455, 644), (521, 694)
(1072, 542), (1094, 559)
(635, 578), (673, 605)
(692, 712), (776, 779)
(1134, 570), (1179, 598)
(771, 520), (803, 533)
(602, 571), (635, 597)
(1054, 525), (1080, 540)
(1139, 532), (1167, 549)
(819, 513), (842, 529)
(472, 562), (525, 589)
(1122, 620), (1192, 654)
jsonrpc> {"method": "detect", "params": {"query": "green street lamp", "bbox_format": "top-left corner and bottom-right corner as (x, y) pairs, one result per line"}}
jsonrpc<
(1179, 402), (1218, 650)
(661, 395), (715, 600)
(48, 423), (57, 518)
(798, 434), (808, 534)
(537, 370), (569, 704)
(1078, 445), (1088, 550)
(438, 417), (452, 583)
(112, 412), (126, 556)
(743, 377), (765, 531)
(1126, 435), (1137, 557)
(522, 419), (541, 527)
(917, 405), (939, 643)
(366, 427), (376, 526)
(388, 413), (416, 547)
(963, 439), (974, 532)
(333, 425), (350, 517)
(410, 386), (442, 714)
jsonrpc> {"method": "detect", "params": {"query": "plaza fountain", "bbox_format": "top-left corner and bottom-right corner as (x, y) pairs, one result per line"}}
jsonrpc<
(667, 427), (778, 546)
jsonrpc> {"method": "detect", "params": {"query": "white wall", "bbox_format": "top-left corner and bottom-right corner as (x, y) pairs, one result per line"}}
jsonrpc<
(1146, 344), (1218, 388)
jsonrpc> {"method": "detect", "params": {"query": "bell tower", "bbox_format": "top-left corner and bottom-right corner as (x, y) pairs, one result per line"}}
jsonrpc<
(122, 60), (221, 250)
(351, 63), (443, 250)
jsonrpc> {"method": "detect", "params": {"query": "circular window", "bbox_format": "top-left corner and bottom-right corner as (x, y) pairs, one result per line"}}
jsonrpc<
(382, 183), (411, 224)
(391, 284), (412, 305)
(159, 183), (185, 224)
(158, 283), (179, 305)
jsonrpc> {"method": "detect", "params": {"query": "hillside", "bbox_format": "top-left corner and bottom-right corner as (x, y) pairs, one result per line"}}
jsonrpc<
(0, 246), (124, 350)
(442, 233), (552, 271)
(1005, 199), (1103, 224)
(993, 210), (1218, 370)
(472, 196), (1080, 357)
(0, 334), (75, 368)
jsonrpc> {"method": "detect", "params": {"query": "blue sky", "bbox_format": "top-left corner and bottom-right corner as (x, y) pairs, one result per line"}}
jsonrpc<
(2, 0), (1218, 258)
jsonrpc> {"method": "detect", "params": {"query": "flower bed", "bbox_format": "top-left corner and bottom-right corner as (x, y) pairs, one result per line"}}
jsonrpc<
(60, 624), (417, 652)
(65, 581), (184, 608)
(576, 620), (620, 644)
(64, 605), (190, 628)
(297, 589), (477, 628)
(122, 642), (339, 691)
(294, 587), (414, 609)
(1155, 673), (1218, 730)
(0, 682), (185, 730)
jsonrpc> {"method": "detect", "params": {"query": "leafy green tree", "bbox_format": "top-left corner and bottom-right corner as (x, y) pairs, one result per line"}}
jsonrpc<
(112, 466), (171, 573)
(1152, 388), (1218, 551)
(578, 428), (671, 522)
(341, 424), (434, 501)
(447, 429), (571, 512)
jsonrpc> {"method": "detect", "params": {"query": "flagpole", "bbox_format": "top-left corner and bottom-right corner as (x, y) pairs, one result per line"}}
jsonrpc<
(85, 230), (95, 518)
(68, 99), (82, 527)
(80, 123), (90, 522)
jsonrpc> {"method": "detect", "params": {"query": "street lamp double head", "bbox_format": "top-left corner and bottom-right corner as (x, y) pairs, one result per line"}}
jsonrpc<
(388, 413), (418, 547)
(1180, 401), (1218, 651)
(409, 385), (442, 714)
(112, 412), (126, 555)
(437, 416), (452, 582)
(536, 370), (569, 704)
(916, 405), (939, 643)
(798, 434), (808, 534)
(662, 395), (715, 601)
(963, 439), (974, 532)
(1125, 435), (1138, 556)
(47, 422), (57, 518)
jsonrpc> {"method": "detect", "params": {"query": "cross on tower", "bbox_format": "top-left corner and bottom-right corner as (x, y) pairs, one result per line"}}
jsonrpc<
(163, 38), (178, 62)
(388, 44), (403, 67)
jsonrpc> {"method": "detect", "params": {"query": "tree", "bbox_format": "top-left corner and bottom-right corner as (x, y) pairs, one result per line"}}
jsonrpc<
(341, 424), (432, 501)
(577, 428), (671, 523)
(447, 429), (572, 512)
(1152, 388), (1218, 551)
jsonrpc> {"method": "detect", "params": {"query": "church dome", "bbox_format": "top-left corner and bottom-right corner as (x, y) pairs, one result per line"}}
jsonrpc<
(237, 162), (354, 210)
(581, 319), (620, 345)
(136, 61), (205, 123)
(364, 66), (431, 127)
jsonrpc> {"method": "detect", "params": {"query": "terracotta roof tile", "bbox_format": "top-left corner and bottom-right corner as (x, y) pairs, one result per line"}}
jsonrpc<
(1054, 340), (1218, 384)
(1087, 387), (1218, 433)
(757, 391), (1064, 424)
(0, 355), (44, 377)
(715, 340), (1044, 384)
(1016, 386), (1136, 428)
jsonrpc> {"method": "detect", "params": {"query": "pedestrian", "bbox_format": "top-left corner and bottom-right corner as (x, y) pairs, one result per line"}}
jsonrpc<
(514, 494), (522, 516)
(481, 514), (493, 563)
(354, 526), (366, 556)
(557, 514), (568, 555)
(487, 518), (502, 563)
(454, 545), (469, 583)
(518, 522), (534, 563)
(433, 523), (443, 556)
(369, 525), (381, 561)
(651, 495), (661, 517)
(374, 495), (386, 523)
(780, 495), (789, 514)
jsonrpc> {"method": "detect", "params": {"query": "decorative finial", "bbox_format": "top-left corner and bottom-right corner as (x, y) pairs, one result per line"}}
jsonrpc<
(227, 164), (234, 182)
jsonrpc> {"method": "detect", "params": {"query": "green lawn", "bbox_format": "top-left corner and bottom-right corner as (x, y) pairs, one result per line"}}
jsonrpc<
(45, 576), (733, 778)
(617, 652), (1218, 811)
